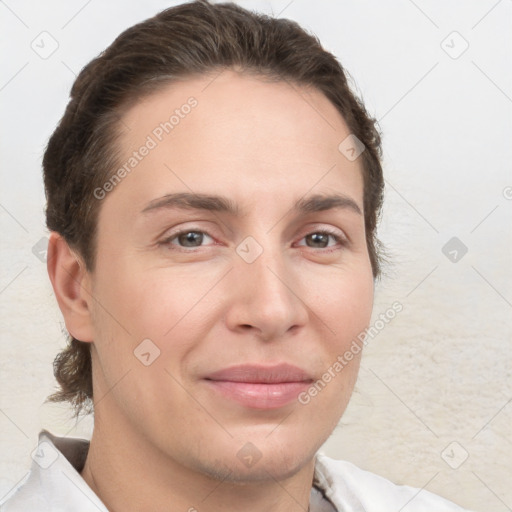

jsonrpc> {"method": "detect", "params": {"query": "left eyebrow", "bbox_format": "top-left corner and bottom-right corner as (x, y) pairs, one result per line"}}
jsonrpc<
(294, 193), (362, 216)
(140, 192), (362, 217)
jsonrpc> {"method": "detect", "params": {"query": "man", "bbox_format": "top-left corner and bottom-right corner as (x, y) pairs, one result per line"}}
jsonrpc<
(1, 1), (472, 510)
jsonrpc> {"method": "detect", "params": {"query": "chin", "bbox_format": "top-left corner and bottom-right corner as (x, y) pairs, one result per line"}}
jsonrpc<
(206, 452), (315, 485)
(193, 430), (323, 485)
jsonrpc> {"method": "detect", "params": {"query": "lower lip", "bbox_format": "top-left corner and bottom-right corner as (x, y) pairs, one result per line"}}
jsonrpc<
(204, 380), (311, 409)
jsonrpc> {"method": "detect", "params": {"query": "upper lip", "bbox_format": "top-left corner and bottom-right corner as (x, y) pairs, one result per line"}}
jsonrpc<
(204, 363), (313, 384)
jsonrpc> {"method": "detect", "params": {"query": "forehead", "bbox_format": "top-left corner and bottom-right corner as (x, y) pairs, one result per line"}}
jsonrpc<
(101, 70), (364, 223)
(121, 69), (354, 157)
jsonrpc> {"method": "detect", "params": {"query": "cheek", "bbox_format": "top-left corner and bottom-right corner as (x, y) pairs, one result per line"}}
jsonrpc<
(306, 266), (373, 403)
(91, 259), (222, 356)
(294, 262), (373, 384)
(91, 240), (374, 357)
(309, 264), (374, 342)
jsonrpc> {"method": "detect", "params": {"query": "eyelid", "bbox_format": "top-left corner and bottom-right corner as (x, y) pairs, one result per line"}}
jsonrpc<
(159, 222), (349, 253)
(159, 226), (217, 248)
(294, 226), (348, 250)
(295, 223), (349, 243)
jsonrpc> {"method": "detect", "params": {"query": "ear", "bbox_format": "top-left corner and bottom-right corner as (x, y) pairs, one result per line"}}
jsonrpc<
(46, 232), (95, 343)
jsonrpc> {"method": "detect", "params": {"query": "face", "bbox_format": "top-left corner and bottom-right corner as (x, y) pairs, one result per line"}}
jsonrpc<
(84, 70), (374, 482)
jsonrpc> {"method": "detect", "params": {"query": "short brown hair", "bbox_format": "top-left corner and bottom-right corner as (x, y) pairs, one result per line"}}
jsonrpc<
(44, 0), (385, 418)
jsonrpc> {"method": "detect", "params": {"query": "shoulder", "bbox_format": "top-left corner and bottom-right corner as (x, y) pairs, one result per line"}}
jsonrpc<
(0, 431), (106, 512)
(314, 453), (475, 512)
(0, 469), (51, 511)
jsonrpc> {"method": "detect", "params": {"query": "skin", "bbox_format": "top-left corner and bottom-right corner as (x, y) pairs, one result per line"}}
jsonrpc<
(48, 69), (374, 512)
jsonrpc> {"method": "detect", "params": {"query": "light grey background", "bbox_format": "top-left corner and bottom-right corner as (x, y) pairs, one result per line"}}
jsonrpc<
(1, 1), (511, 511)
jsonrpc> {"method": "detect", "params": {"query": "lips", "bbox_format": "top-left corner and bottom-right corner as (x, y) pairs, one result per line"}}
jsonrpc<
(203, 364), (313, 409)
(206, 363), (312, 383)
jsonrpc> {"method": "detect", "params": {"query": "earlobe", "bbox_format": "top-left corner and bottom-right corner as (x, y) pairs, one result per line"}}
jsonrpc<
(46, 232), (95, 343)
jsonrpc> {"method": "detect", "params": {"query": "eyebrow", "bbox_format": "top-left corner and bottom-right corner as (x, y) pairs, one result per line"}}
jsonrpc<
(141, 192), (362, 217)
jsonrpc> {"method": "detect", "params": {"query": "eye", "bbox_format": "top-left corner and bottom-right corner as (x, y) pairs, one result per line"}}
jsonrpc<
(296, 230), (347, 250)
(161, 229), (214, 249)
(159, 228), (347, 252)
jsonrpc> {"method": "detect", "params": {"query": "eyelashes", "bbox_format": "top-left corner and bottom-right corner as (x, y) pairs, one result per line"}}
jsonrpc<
(295, 229), (348, 250)
(159, 227), (348, 253)
(161, 230), (215, 249)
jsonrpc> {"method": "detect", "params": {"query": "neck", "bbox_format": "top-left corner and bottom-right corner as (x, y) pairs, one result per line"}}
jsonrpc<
(80, 413), (316, 512)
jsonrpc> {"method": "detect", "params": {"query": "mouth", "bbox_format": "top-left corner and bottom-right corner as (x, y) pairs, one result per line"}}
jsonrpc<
(203, 363), (314, 409)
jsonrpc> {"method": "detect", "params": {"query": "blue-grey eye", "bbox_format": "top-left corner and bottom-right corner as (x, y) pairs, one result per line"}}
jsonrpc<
(176, 231), (207, 247)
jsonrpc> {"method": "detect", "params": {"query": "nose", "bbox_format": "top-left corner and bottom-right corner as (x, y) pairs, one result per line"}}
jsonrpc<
(224, 241), (309, 342)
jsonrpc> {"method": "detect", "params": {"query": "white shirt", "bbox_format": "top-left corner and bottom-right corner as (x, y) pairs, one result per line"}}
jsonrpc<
(0, 430), (473, 511)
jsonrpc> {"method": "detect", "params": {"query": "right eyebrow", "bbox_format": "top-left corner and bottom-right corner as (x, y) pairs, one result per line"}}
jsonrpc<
(141, 192), (240, 216)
